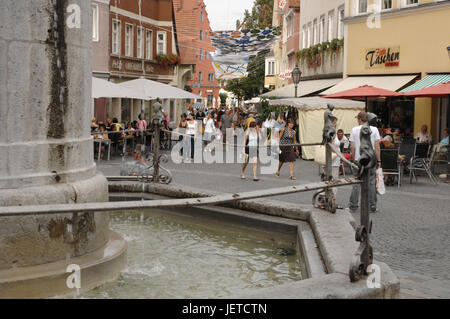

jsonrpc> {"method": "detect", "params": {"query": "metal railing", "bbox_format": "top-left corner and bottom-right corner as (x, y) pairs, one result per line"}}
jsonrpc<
(3, 107), (378, 284)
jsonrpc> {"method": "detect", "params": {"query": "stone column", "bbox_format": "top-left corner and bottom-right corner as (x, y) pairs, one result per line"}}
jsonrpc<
(0, 0), (119, 276)
(111, 98), (122, 121)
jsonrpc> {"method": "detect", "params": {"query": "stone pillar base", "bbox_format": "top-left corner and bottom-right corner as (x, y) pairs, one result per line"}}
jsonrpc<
(0, 231), (127, 299)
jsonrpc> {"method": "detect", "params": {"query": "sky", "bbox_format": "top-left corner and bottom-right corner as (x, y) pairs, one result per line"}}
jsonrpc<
(204, 0), (254, 31)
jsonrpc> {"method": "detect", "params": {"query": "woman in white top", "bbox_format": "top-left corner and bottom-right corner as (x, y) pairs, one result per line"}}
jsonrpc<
(415, 124), (432, 143)
(185, 113), (198, 161)
(203, 112), (216, 151)
(241, 121), (262, 181)
(330, 118), (344, 209)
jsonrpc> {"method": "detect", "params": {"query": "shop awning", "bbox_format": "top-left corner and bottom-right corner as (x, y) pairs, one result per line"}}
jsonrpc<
(118, 78), (203, 100)
(320, 75), (418, 95)
(269, 97), (365, 110)
(261, 78), (341, 98)
(92, 77), (148, 99)
(400, 74), (450, 93)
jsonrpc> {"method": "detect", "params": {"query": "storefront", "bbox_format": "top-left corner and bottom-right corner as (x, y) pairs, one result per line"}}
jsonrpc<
(333, 0), (450, 141)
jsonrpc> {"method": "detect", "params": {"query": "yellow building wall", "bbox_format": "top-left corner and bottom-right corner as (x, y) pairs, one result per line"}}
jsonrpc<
(414, 98), (432, 135)
(346, 6), (450, 76)
(345, 2), (450, 135)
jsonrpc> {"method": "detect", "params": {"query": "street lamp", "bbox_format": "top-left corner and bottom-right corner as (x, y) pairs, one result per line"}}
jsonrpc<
(292, 66), (302, 98)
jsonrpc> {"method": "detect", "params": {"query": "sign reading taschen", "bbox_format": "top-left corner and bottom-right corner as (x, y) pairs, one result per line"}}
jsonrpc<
(365, 47), (400, 69)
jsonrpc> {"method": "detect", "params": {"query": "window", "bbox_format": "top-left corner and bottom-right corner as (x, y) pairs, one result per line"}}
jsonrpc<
(205, 50), (208, 60)
(207, 95), (214, 105)
(382, 0), (393, 10)
(358, 0), (368, 14)
(199, 48), (203, 61)
(92, 4), (99, 41)
(208, 73), (214, 82)
(200, 11), (203, 22)
(112, 20), (121, 55)
(267, 61), (275, 76)
(286, 15), (294, 38)
(205, 32), (208, 40)
(404, 0), (418, 6)
(307, 23), (312, 48)
(338, 9), (344, 39)
(200, 30), (203, 41)
(319, 16), (325, 43)
(157, 31), (167, 55)
(302, 25), (307, 49)
(313, 19), (318, 45)
(199, 71), (202, 83)
(146, 29), (153, 60)
(125, 24), (133, 57)
(328, 12), (334, 42)
(137, 27), (144, 58)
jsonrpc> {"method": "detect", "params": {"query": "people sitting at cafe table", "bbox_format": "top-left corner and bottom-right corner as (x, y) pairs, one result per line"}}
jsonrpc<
(380, 135), (396, 149)
(415, 124), (432, 143)
(94, 124), (108, 160)
(438, 128), (449, 153)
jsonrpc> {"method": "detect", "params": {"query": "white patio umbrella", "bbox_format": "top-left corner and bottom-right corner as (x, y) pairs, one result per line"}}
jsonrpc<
(118, 78), (202, 100)
(92, 77), (148, 99)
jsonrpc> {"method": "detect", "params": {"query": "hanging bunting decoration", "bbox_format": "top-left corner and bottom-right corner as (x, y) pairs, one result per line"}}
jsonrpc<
(209, 27), (281, 79)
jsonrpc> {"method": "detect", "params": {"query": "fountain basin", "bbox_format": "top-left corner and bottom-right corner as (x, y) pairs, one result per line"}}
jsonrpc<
(107, 182), (400, 299)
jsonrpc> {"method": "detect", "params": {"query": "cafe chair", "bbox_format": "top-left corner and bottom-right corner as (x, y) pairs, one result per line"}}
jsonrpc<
(380, 149), (402, 188)
(408, 143), (438, 185)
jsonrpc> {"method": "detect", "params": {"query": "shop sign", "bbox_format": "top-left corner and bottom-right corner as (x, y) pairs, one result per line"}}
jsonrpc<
(278, 72), (291, 80)
(278, 0), (287, 10)
(111, 59), (122, 70)
(111, 59), (155, 74)
(125, 61), (144, 72)
(365, 47), (400, 69)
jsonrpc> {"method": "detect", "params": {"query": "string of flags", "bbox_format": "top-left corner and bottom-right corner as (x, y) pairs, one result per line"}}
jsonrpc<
(209, 27), (281, 80)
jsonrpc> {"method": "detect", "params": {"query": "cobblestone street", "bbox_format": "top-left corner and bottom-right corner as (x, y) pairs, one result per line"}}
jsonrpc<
(98, 151), (450, 299)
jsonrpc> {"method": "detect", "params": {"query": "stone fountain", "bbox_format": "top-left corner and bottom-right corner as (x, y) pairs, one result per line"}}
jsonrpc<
(0, 0), (126, 298)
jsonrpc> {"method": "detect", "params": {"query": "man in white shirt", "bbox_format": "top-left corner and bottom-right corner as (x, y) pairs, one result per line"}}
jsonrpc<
(349, 112), (382, 214)
(337, 129), (349, 152)
(415, 124), (432, 143)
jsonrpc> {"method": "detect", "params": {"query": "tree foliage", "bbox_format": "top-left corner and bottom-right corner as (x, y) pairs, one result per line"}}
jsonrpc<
(243, 0), (274, 30)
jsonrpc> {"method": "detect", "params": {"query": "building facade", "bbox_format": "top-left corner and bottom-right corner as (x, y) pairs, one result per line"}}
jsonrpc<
(91, 0), (193, 126)
(299, 0), (345, 79)
(334, 0), (450, 139)
(92, 0), (111, 121)
(173, 0), (220, 108)
(265, 0), (301, 91)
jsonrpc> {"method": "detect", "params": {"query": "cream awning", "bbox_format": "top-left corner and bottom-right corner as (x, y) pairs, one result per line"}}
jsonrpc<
(261, 78), (341, 98)
(320, 75), (418, 95)
(118, 78), (203, 100)
(269, 97), (365, 110)
(92, 77), (149, 99)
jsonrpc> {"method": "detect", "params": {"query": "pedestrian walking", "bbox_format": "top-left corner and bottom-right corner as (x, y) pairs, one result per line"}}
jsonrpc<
(348, 112), (382, 214)
(275, 119), (300, 180)
(220, 109), (234, 151)
(241, 121), (261, 181)
(186, 113), (198, 162)
(330, 117), (344, 209)
(136, 113), (147, 145)
(203, 111), (216, 151)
